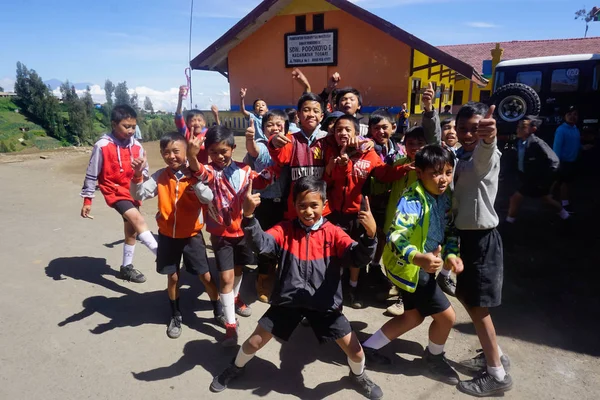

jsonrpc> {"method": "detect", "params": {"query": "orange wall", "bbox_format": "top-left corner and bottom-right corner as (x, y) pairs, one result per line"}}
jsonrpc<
(228, 9), (411, 109)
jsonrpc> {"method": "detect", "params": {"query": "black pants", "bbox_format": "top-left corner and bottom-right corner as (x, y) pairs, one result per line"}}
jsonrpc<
(255, 198), (285, 274)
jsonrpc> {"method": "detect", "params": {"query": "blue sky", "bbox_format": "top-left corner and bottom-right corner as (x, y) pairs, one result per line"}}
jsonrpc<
(2, 0), (597, 110)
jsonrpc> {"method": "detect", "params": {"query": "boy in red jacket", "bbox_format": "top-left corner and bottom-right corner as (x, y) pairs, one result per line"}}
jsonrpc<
(210, 176), (383, 400)
(80, 105), (158, 283)
(325, 115), (412, 308)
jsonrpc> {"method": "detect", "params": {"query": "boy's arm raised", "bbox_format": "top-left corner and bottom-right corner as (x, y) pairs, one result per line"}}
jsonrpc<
(245, 119), (260, 158)
(175, 86), (189, 139)
(421, 82), (442, 145)
(268, 133), (293, 166)
(242, 181), (281, 258)
(473, 105), (500, 177)
(187, 136), (213, 184)
(239, 88), (251, 118)
(211, 104), (221, 126)
(292, 68), (311, 93)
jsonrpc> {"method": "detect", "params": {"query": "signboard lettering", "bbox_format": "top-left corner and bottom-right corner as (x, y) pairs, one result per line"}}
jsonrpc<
(285, 30), (338, 67)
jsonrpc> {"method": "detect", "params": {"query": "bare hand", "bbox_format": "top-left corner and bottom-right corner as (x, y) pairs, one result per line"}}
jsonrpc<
(292, 68), (310, 89)
(477, 105), (497, 144)
(211, 104), (219, 114)
(335, 144), (349, 166)
(239, 88), (247, 99)
(131, 155), (146, 177)
(80, 204), (94, 219)
(358, 196), (377, 238)
(445, 256), (464, 275)
(328, 72), (341, 89)
(271, 133), (291, 149)
(413, 245), (443, 273)
(188, 135), (203, 157)
(243, 180), (261, 217)
(405, 162), (416, 171)
(179, 85), (188, 98)
(245, 118), (255, 141)
(422, 82), (435, 112)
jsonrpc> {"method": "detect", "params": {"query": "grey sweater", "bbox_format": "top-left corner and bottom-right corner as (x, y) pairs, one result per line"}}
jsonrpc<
(422, 110), (501, 230)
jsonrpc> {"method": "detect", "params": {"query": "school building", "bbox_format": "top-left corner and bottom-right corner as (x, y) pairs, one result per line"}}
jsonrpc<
(191, 0), (600, 119)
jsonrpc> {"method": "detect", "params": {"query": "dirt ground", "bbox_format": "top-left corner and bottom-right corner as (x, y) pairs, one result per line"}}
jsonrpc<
(0, 138), (598, 400)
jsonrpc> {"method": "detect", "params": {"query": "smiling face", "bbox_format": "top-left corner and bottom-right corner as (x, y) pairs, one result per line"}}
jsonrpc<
(442, 120), (458, 148)
(417, 163), (453, 196)
(254, 100), (268, 117)
(111, 117), (137, 141)
(457, 114), (482, 152)
(294, 190), (325, 227)
(264, 115), (286, 138)
(338, 93), (360, 115)
(207, 141), (235, 169)
(161, 140), (187, 171)
(299, 100), (324, 133)
(370, 118), (396, 145)
(334, 118), (357, 147)
(187, 114), (206, 135)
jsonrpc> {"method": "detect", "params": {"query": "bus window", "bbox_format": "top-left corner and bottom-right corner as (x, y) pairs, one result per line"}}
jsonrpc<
(551, 68), (579, 92)
(516, 71), (542, 92)
(494, 70), (504, 89)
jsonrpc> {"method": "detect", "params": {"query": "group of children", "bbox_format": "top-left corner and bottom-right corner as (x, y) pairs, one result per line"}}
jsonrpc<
(80, 71), (527, 398)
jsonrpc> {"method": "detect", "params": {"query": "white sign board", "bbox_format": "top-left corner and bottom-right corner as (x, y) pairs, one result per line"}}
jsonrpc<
(285, 30), (338, 67)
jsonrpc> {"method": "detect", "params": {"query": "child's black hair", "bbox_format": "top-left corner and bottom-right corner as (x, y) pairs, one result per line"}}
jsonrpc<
(262, 109), (290, 134)
(415, 144), (455, 173)
(253, 98), (267, 108)
(285, 107), (298, 123)
(562, 105), (578, 115)
(185, 109), (206, 125)
(111, 104), (137, 123)
(297, 92), (324, 114)
(455, 102), (489, 122)
(440, 117), (454, 127)
(334, 114), (360, 134)
(368, 108), (396, 127)
(293, 176), (327, 203)
(205, 125), (235, 149)
(522, 115), (542, 129)
(159, 132), (187, 151)
(403, 126), (426, 143)
(335, 87), (363, 107)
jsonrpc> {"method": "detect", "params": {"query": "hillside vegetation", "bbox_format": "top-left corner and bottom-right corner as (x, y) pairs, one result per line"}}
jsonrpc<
(0, 98), (61, 152)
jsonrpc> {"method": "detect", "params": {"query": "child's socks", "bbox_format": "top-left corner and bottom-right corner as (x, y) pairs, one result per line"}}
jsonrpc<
(138, 230), (158, 255)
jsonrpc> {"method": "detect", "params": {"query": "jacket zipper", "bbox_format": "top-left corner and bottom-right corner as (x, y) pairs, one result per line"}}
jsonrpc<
(304, 231), (310, 290)
(173, 181), (180, 237)
(340, 175), (349, 212)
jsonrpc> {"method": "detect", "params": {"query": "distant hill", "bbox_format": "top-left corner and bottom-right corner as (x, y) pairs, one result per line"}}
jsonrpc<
(43, 79), (94, 91)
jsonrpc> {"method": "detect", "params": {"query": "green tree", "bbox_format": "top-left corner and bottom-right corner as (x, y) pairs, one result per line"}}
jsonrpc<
(104, 79), (115, 107)
(0, 142), (9, 153)
(0, 86), (4, 92)
(575, 7), (598, 37)
(143, 96), (154, 114)
(114, 81), (131, 106)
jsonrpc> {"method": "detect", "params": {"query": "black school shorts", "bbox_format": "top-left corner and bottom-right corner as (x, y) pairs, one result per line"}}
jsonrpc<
(210, 235), (255, 272)
(156, 233), (210, 275)
(259, 305), (352, 344)
(456, 228), (504, 308)
(112, 200), (139, 221)
(400, 270), (451, 317)
(558, 161), (577, 183)
(517, 173), (552, 198)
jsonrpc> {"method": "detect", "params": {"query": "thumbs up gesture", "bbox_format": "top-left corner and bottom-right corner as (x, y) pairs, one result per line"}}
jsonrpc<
(413, 245), (443, 273)
(245, 118), (255, 141)
(422, 82), (435, 112)
(243, 180), (261, 217)
(477, 105), (497, 144)
(358, 196), (377, 239)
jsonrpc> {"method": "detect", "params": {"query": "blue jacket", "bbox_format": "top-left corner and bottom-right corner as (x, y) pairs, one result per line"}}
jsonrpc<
(553, 123), (580, 162)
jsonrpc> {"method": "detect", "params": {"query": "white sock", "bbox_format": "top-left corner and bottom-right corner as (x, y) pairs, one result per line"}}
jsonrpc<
(427, 340), (445, 356)
(505, 216), (516, 224)
(440, 268), (450, 277)
(220, 291), (236, 324)
(348, 356), (365, 375)
(362, 329), (391, 350)
(234, 347), (255, 368)
(558, 208), (570, 220)
(349, 280), (358, 288)
(562, 200), (569, 206)
(487, 365), (506, 381)
(233, 274), (243, 298)
(497, 345), (504, 357)
(122, 244), (135, 266)
(138, 231), (158, 256)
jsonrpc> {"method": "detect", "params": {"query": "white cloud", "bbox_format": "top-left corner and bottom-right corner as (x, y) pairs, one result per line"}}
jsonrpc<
(51, 84), (230, 112)
(1, 77), (15, 92)
(466, 22), (500, 28)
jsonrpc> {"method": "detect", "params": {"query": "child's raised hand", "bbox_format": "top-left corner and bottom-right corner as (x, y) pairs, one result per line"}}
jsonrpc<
(80, 204), (94, 219)
(211, 104), (219, 114)
(445, 256), (464, 275)
(239, 88), (247, 99)
(131, 155), (146, 177)
(245, 119), (255, 141)
(328, 72), (341, 89)
(271, 133), (291, 149)
(477, 105), (497, 144)
(358, 196), (377, 238)
(243, 180), (261, 217)
(292, 68), (308, 84)
(335, 144), (349, 166)
(188, 135), (203, 157)
(422, 82), (434, 112)
(179, 85), (188, 98)
(413, 245), (443, 273)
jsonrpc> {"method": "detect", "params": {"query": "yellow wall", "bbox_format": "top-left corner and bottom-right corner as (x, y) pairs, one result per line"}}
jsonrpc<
(408, 50), (456, 114)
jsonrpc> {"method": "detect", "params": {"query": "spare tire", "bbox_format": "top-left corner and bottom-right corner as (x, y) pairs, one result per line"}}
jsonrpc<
(490, 83), (541, 122)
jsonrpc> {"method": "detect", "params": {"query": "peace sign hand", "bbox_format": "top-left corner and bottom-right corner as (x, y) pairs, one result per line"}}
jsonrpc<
(358, 196), (377, 238)
(243, 180), (261, 217)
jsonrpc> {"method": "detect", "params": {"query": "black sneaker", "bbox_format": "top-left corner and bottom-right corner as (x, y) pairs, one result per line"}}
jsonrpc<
(363, 346), (391, 365)
(210, 362), (245, 393)
(119, 264), (146, 283)
(457, 371), (513, 397)
(349, 371), (383, 400)
(349, 286), (363, 309)
(458, 349), (511, 373)
(422, 347), (459, 385)
(436, 273), (456, 297)
(166, 314), (182, 339)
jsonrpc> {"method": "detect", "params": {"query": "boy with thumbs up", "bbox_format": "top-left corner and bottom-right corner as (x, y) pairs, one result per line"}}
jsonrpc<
(362, 145), (463, 385)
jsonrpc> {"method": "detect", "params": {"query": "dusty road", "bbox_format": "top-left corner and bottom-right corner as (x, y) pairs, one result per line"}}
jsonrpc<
(0, 140), (598, 399)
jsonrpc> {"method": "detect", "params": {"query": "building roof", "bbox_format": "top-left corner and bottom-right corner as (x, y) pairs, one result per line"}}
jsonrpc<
(438, 37), (600, 74)
(190, 0), (487, 85)
(497, 54), (600, 67)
